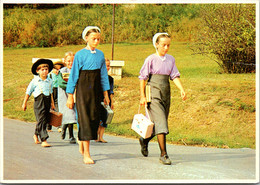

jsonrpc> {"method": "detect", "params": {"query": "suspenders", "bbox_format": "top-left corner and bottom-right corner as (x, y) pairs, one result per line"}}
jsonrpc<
(37, 79), (51, 95)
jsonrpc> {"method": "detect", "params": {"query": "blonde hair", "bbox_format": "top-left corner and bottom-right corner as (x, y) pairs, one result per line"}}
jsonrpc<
(105, 58), (110, 63)
(64, 51), (74, 66)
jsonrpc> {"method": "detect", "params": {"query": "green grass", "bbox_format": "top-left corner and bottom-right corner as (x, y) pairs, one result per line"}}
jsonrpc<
(3, 42), (256, 149)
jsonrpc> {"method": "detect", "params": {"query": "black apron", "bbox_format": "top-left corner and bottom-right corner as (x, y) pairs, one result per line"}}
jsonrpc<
(76, 69), (102, 141)
(147, 74), (170, 135)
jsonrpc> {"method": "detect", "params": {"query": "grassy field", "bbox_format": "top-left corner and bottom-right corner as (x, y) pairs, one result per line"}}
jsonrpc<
(3, 42), (256, 149)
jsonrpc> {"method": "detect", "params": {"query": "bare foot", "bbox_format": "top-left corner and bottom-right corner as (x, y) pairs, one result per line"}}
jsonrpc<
(99, 139), (107, 143)
(78, 141), (84, 155)
(47, 130), (52, 132)
(95, 139), (100, 142)
(83, 157), (95, 164)
(33, 135), (41, 144)
(41, 141), (51, 147)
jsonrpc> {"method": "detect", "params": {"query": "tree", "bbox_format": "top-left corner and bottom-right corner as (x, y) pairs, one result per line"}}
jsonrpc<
(191, 4), (256, 73)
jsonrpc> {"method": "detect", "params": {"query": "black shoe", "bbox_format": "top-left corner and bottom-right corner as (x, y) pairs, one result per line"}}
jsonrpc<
(139, 137), (148, 157)
(61, 129), (66, 140)
(69, 137), (76, 144)
(159, 154), (171, 165)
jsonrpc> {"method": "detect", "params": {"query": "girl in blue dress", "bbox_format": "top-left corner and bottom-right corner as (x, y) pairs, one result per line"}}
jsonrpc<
(66, 26), (110, 164)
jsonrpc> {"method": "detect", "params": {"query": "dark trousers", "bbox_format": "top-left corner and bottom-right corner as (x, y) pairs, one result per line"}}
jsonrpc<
(47, 87), (58, 130)
(34, 94), (51, 141)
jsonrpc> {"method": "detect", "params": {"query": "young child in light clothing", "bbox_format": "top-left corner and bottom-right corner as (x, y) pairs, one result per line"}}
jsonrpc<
(57, 52), (77, 144)
(47, 60), (64, 132)
(22, 59), (55, 147)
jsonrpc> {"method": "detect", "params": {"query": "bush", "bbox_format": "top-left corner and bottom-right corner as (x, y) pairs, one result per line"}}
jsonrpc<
(190, 4), (256, 73)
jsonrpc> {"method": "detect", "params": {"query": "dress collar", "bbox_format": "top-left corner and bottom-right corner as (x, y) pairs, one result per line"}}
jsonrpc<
(85, 46), (96, 54)
(155, 52), (166, 61)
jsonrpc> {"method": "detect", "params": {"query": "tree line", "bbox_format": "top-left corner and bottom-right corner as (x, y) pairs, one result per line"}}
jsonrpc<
(3, 4), (256, 73)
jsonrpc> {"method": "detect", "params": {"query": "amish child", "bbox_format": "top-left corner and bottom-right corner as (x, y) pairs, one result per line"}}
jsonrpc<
(138, 33), (187, 165)
(22, 59), (55, 147)
(66, 26), (110, 164)
(47, 59), (64, 132)
(57, 51), (77, 144)
(96, 58), (114, 143)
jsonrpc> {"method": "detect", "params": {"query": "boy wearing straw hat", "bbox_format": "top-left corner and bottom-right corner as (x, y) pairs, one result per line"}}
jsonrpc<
(22, 59), (55, 147)
(47, 59), (64, 132)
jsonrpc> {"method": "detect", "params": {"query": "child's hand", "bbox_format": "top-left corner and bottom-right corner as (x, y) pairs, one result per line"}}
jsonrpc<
(181, 90), (187, 101)
(104, 96), (110, 106)
(22, 104), (27, 111)
(140, 96), (147, 106)
(51, 103), (55, 110)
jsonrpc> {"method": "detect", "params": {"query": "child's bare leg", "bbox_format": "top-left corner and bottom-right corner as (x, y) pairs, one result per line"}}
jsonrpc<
(83, 141), (94, 164)
(95, 125), (101, 142)
(78, 140), (84, 155)
(41, 140), (51, 147)
(99, 126), (107, 143)
(33, 135), (41, 144)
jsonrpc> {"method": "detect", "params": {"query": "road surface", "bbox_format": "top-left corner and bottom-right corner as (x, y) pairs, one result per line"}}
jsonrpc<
(1, 118), (258, 183)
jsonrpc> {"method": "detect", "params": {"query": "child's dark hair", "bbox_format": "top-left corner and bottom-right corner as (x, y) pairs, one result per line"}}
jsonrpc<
(86, 29), (100, 37)
(156, 34), (171, 44)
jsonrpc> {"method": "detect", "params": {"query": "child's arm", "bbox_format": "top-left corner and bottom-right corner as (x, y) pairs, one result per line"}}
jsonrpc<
(103, 91), (110, 106)
(173, 77), (187, 101)
(66, 94), (74, 109)
(57, 72), (67, 90)
(51, 94), (55, 110)
(140, 80), (147, 106)
(110, 94), (114, 109)
(22, 94), (30, 111)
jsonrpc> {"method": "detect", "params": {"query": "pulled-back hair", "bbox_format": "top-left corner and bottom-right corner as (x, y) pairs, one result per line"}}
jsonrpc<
(86, 29), (100, 37)
(156, 34), (171, 44)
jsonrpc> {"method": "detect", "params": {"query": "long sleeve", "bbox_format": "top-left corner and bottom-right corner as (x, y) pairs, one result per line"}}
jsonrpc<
(100, 58), (110, 91)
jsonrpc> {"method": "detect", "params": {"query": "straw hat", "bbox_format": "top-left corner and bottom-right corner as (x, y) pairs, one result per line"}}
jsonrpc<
(31, 59), (53, 75)
(52, 59), (64, 66)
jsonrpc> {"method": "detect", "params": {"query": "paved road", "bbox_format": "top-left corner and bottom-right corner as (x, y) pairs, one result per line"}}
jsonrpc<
(1, 118), (258, 183)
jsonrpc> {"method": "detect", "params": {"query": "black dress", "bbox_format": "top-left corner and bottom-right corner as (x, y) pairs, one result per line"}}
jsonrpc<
(76, 69), (103, 141)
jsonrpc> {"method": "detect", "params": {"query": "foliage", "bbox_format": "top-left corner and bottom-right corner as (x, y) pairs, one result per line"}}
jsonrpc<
(3, 4), (201, 48)
(190, 4), (256, 73)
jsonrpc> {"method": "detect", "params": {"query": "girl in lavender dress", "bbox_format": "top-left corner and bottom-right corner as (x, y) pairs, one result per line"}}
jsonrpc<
(139, 33), (187, 165)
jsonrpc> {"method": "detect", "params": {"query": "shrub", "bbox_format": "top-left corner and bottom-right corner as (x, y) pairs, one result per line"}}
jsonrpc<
(190, 4), (256, 73)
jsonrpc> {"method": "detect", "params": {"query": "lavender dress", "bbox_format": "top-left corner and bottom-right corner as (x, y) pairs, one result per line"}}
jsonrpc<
(139, 54), (180, 135)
